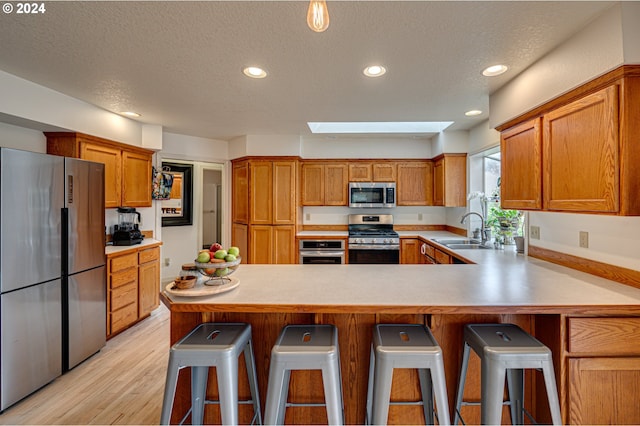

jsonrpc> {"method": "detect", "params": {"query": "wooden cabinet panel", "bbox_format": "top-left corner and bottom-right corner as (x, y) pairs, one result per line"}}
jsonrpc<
(111, 268), (137, 289)
(250, 161), (273, 224)
(373, 163), (396, 182)
(400, 239), (421, 264)
(273, 225), (296, 264)
(397, 161), (433, 205)
(324, 164), (348, 205)
(568, 317), (640, 355)
(122, 150), (152, 207)
(500, 119), (543, 210)
(434, 154), (467, 207)
(433, 159), (444, 206)
(232, 223), (248, 261)
(111, 302), (139, 334)
(301, 163), (324, 205)
(434, 249), (450, 264)
(249, 225), (272, 264)
(138, 246), (159, 264)
(232, 161), (249, 223)
(110, 252), (138, 274)
(111, 281), (137, 311)
(568, 357), (640, 425)
(139, 258), (160, 317)
(543, 85), (619, 212)
(348, 163), (372, 181)
(273, 161), (296, 225)
(81, 142), (122, 208)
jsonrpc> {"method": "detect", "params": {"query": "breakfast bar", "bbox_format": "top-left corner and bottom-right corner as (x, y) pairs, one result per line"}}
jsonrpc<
(160, 253), (640, 424)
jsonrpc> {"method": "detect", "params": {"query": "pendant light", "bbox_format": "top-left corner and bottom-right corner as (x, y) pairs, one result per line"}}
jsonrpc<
(307, 0), (330, 32)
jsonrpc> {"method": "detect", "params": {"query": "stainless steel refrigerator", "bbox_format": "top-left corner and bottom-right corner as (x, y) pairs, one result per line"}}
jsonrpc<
(0, 148), (106, 411)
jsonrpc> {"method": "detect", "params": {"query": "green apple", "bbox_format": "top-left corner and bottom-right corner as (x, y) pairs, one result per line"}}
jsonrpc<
(196, 251), (210, 263)
(227, 246), (240, 257)
(215, 267), (229, 277)
(213, 249), (228, 260)
(224, 254), (236, 262)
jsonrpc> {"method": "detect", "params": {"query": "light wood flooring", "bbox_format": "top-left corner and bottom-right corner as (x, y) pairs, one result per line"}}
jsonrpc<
(0, 304), (170, 425)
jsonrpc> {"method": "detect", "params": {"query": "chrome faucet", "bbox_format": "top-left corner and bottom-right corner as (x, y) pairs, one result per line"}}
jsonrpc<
(460, 212), (490, 245)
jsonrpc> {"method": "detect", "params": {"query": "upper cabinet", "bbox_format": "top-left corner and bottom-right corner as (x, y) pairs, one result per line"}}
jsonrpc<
(45, 132), (153, 208)
(301, 161), (348, 206)
(433, 154), (467, 207)
(497, 66), (640, 215)
(348, 161), (397, 182)
(397, 161), (433, 205)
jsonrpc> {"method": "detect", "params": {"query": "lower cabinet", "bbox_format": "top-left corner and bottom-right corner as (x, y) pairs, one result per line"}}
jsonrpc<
(400, 238), (422, 264)
(248, 225), (296, 264)
(107, 244), (161, 338)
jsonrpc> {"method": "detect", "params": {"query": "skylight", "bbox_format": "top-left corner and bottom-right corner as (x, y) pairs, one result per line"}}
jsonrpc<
(307, 121), (454, 134)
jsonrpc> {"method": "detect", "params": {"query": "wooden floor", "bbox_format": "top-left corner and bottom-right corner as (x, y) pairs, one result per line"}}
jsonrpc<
(0, 305), (170, 425)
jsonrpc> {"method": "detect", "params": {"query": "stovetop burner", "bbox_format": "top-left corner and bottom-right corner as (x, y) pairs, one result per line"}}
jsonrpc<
(348, 214), (399, 248)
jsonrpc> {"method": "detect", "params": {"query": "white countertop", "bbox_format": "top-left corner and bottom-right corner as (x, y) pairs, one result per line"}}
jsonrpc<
(105, 238), (162, 255)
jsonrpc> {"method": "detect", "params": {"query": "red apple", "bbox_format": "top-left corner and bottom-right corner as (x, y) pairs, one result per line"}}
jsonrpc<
(210, 243), (223, 252)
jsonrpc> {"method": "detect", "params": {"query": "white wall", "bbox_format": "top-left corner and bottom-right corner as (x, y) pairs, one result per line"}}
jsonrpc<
(431, 130), (469, 156)
(301, 136), (433, 159)
(468, 120), (500, 155)
(0, 121), (46, 152)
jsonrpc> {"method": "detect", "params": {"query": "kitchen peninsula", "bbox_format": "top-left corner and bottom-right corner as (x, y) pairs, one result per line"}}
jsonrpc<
(160, 245), (640, 425)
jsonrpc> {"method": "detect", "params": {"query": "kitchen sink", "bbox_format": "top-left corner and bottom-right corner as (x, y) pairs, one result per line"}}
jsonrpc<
(431, 238), (481, 245)
(444, 243), (491, 250)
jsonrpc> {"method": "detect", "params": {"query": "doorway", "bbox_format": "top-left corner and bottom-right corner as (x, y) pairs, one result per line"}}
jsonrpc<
(202, 168), (222, 249)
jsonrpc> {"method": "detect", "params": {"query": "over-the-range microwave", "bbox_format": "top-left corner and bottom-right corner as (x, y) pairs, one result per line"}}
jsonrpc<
(349, 182), (396, 208)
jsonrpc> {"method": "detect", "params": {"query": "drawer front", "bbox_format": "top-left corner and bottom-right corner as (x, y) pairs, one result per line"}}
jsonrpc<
(110, 253), (138, 273)
(111, 282), (138, 311)
(424, 243), (435, 258)
(435, 249), (450, 264)
(111, 269), (137, 289)
(110, 302), (138, 334)
(568, 317), (640, 355)
(139, 246), (160, 264)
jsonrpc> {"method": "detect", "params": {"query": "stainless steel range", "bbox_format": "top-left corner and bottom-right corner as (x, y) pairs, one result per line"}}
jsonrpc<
(348, 214), (400, 264)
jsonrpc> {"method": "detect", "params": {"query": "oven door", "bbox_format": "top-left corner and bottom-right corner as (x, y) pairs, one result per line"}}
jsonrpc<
(300, 251), (345, 265)
(348, 248), (399, 264)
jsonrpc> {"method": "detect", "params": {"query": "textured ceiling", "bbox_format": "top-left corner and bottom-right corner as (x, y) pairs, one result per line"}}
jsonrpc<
(0, 1), (613, 141)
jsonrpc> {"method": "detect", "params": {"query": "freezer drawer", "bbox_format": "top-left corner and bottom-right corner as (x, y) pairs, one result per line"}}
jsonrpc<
(67, 266), (106, 370)
(0, 280), (62, 411)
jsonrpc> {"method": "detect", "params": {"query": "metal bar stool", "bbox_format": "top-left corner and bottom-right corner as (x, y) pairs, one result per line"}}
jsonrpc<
(365, 324), (451, 425)
(453, 323), (562, 425)
(160, 322), (262, 426)
(264, 324), (344, 425)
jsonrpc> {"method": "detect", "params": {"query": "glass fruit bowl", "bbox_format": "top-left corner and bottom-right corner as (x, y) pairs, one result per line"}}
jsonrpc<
(195, 256), (241, 285)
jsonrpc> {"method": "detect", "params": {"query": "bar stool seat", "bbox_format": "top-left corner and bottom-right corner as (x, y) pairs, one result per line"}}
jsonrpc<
(160, 322), (262, 426)
(453, 323), (562, 425)
(264, 324), (344, 425)
(365, 324), (450, 425)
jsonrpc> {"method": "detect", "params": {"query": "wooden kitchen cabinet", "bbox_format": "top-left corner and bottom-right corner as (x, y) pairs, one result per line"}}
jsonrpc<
(497, 65), (640, 215)
(400, 238), (422, 264)
(45, 132), (154, 208)
(500, 118), (543, 210)
(348, 161), (397, 182)
(107, 242), (162, 338)
(565, 316), (640, 424)
(301, 161), (348, 206)
(232, 157), (298, 264)
(433, 154), (467, 207)
(397, 161), (433, 205)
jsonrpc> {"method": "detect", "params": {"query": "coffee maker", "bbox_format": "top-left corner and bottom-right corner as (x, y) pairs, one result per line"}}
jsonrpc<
(112, 207), (144, 246)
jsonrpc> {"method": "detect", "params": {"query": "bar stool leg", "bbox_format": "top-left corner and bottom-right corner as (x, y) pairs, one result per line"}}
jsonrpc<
(371, 355), (394, 425)
(191, 366), (209, 426)
(217, 358), (239, 426)
(365, 346), (375, 425)
(244, 339), (263, 425)
(160, 354), (180, 425)
(541, 361), (562, 425)
(482, 358), (506, 426)
(453, 342), (471, 425)
(322, 356), (344, 425)
(429, 360), (451, 426)
(418, 369), (434, 425)
(506, 368), (524, 425)
(264, 360), (289, 425)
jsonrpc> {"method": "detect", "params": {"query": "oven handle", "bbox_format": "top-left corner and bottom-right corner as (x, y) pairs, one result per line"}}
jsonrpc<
(348, 245), (400, 250)
(300, 251), (346, 257)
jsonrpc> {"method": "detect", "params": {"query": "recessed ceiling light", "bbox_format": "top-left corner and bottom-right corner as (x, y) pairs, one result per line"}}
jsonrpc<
(465, 110), (483, 117)
(307, 121), (453, 134)
(243, 66), (267, 79)
(482, 64), (508, 77)
(121, 111), (141, 118)
(363, 65), (386, 77)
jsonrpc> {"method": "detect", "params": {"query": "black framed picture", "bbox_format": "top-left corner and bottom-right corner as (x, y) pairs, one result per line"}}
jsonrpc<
(161, 162), (193, 227)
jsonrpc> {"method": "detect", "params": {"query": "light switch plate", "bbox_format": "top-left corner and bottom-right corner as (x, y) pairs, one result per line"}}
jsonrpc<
(530, 225), (540, 240)
(579, 231), (589, 248)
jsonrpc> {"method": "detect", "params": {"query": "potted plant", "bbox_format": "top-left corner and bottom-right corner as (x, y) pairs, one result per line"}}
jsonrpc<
(487, 205), (523, 245)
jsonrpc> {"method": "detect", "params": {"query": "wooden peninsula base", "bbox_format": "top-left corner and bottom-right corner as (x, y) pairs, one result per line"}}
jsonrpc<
(160, 264), (640, 425)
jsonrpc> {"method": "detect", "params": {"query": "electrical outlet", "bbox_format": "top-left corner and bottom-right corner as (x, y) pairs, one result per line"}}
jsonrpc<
(164, 257), (171, 266)
(579, 231), (589, 248)
(418, 213), (423, 221)
(305, 213), (311, 221)
(530, 225), (540, 240)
